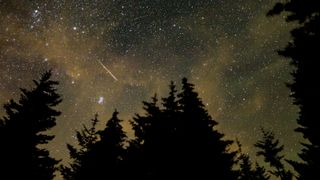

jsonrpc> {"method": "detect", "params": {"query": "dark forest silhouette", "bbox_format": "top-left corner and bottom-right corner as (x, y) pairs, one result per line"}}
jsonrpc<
(0, 71), (61, 180)
(61, 79), (237, 180)
(0, 0), (319, 179)
(127, 79), (237, 180)
(0, 72), (297, 180)
(254, 129), (292, 179)
(236, 139), (270, 180)
(60, 110), (127, 180)
(268, 0), (320, 179)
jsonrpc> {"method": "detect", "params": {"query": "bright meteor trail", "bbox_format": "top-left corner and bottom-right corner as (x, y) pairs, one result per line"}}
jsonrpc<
(96, 60), (119, 81)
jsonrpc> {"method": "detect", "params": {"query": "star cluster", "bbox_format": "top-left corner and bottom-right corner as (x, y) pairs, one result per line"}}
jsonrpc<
(0, 0), (301, 172)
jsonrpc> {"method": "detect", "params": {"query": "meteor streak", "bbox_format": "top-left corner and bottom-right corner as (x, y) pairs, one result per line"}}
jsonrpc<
(96, 60), (118, 81)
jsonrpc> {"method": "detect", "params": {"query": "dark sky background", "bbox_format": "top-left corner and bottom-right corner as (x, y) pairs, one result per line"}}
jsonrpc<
(0, 0), (302, 178)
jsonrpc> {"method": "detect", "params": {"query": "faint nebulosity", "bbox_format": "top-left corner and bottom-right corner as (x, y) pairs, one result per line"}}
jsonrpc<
(0, 0), (300, 168)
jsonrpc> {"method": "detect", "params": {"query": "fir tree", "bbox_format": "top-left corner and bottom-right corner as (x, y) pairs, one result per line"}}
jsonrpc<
(254, 163), (270, 180)
(161, 81), (182, 178)
(60, 114), (99, 180)
(236, 140), (269, 180)
(131, 94), (161, 146)
(255, 129), (292, 180)
(67, 110), (127, 180)
(0, 71), (61, 180)
(129, 95), (164, 179)
(129, 79), (237, 179)
(94, 110), (126, 179)
(162, 81), (180, 146)
(177, 78), (236, 179)
(268, 1), (320, 179)
(162, 81), (179, 113)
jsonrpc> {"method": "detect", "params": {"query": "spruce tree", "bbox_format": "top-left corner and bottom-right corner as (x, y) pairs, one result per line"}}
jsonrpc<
(162, 81), (180, 146)
(253, 163), (270, 180)
(129, 79), (237, 179)
(94, 110), (126, 179)
(129, 95), (164, 179)
(268, 1), (320, 179)
(0, 71), (61, 180)
(177, 78), (236, 179)
(254, 129), (292, 180)
(60, 114), (99, 180)
(236, 140), (270, 180)
(161, 81), (182, 178)
(162, 81), (179, 113)
(67, 110), (127, 180)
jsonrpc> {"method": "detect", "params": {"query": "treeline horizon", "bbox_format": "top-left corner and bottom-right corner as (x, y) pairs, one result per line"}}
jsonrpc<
(0, 0), (319, 179)
(0, 71), (294, 180)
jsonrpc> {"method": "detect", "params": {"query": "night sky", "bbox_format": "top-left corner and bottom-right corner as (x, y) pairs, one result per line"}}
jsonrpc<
(0, 0), (302, 175)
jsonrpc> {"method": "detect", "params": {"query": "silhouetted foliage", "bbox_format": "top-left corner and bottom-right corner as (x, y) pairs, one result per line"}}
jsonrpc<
(255, 129), (292, 180)
(128, 78), (236, 179)
(90, 110), (127, 179)
(62, 110), (127, 180)
(254, 163), (271, 180)
(160, 81), (182, 178)
(60, 114), (99, 180)
(177, 78), (237, 179)
(0, 71), (61, 180)
(236, 140), (270, 180)
(128, 94), (166, 179)
(268, 1), (320, 179)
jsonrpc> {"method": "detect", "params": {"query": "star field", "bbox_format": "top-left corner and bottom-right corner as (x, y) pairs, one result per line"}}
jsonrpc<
(0, 0), (301, 176)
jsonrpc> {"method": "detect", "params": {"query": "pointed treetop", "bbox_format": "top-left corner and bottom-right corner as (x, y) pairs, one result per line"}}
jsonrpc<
(181, 77), (195, 91)
(162, 81), (178, 111)
(255, 128), (285, 170)
(112, 109), (119, 118)
(106, 109), (122, 127)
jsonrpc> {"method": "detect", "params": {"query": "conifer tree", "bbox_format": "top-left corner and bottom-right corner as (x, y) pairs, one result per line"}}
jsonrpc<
(255, 129), (292, 180)
(0, 71), (61, 180)
(161, 81), (181, 177)
(161, 81), (180, 147)
(176, 78), (236, 179)
(236, 140), (269, 180)
(253, 163), (271, 180)
(94, 110), (126, 179)
(162, 81), (179, 113)
(129, 95), (164, 179)
(131, 94), (161, 146)
(64, 110), (127, 180)
(60, 114), (99, 180)
(129, 78), (237, 179)
(268, 1), (320, 179)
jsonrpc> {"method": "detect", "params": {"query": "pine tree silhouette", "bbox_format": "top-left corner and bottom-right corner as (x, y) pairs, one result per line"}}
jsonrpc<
(161, 81), (182, 178)
(268, 1), (320, 179)
(254, 129), (292, 180)
(60, 114), (99, 180)
(129, 78), (236, 179)
(236, 140), (270, 180)
(162, 81), (179, 113)
(62, 110), (127, 180)
(177, 77), (236, 179)
(94, 110), (126, 179)
(253, 163), (271, 180)
(129, 94), (164, 179)
(0, 71), (61, 180)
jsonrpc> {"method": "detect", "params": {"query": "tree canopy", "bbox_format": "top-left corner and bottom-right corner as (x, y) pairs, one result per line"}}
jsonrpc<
(268, 1), (320, 179)
(0, 71), (62, 180)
